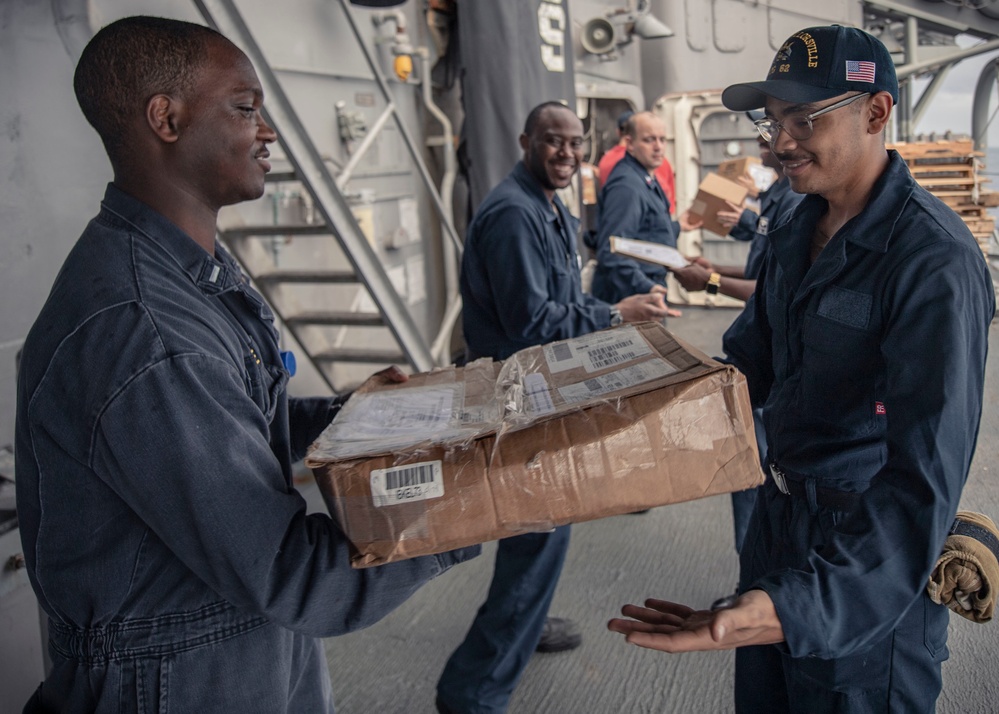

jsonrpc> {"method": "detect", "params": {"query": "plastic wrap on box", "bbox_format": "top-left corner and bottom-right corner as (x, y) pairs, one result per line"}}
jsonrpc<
(306, 322), (764, 567)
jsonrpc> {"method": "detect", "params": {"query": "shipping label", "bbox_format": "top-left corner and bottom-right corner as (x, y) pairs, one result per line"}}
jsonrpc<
(332, 384), (462, 441)
(558, 357), (678, 404)
(371, 460), (444, 507)
(543, 325), (652, 374)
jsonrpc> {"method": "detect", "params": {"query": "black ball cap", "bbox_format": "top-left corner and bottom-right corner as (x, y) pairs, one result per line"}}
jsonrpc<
(722, 25), (898, 111)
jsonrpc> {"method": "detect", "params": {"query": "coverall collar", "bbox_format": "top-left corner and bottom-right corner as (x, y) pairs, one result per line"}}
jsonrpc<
(511, 161), (572, 224)
(99, 183), (244, 296)
(783, 149), (914, 256)
(619, 151), (665, 195)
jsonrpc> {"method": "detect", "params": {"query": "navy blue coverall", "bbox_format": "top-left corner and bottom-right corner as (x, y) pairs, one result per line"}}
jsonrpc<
(725, 176), (804, 552)
(443, 161), (614, 713)
(592, 152), (679, 304)
(723, 151), (995, 713)
(460, 161), (614, 361)
(15, 185), (477, 713)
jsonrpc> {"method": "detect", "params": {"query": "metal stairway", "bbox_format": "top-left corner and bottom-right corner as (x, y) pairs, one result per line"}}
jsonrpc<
(193, 0), (462, 394)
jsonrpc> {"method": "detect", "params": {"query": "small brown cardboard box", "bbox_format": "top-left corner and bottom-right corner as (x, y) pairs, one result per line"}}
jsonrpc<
(688, 173), (750, 237)
(718, 156), (779, 195)
(717, 156), (761, 183)
(306, 322), (764, 568)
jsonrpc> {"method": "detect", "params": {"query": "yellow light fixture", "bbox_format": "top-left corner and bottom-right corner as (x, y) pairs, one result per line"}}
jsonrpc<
(393, 53), (413, 82)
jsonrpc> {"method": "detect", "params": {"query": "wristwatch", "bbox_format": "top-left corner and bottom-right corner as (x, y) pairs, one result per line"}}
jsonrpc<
(609, 307), (623, 327)
(706, 272), (722, 295)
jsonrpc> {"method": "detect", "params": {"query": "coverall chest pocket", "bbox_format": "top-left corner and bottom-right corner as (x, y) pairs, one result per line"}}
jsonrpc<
(800, 306), (879, 437)
(243, 348), (288, 422)
(548, 252), (578, 304)
(642, 204), (669, 231)
(640, 202), (671, 235)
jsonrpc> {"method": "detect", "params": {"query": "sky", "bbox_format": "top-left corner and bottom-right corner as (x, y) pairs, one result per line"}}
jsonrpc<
(912, 37), (999, 148)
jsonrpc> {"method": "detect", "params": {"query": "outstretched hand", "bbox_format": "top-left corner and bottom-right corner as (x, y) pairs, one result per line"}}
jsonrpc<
(615, 291), (669, 323)
(650, 284), (682, 317)
(607, 589), (784, 653)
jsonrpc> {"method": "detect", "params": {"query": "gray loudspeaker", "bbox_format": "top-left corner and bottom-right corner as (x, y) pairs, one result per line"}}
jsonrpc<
(581, 17), (617, 54)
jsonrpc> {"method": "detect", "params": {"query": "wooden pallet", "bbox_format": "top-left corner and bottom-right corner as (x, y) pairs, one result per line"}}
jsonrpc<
(887, 140), (995, 257)
(913, 176), (983, 188)
(978, 191), (999, 207)
(951, 204), (990, 218)
(890, 139), (978, 160)
(964, 218), (996, 235)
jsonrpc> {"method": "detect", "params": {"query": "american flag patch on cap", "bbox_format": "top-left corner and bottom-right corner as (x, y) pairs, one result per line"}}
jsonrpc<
(846, 60), (876, 83)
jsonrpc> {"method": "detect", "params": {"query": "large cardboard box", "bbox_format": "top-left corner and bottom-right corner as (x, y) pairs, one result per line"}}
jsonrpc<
(688, 173), (750, 237)
(307, 322), (763, 567)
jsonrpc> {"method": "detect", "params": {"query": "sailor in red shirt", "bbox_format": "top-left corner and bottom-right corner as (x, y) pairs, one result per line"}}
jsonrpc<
(597, 110), (677, 215)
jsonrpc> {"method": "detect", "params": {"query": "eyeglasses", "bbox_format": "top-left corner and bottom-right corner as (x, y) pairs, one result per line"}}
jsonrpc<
(754, 93), (869, 144)
(542, 134), (584, 152)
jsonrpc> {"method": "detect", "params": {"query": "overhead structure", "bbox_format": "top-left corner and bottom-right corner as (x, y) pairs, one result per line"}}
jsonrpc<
(193, 0), (462, 393)
(579, 0), (672, 57)
(863, 0), (999, 145)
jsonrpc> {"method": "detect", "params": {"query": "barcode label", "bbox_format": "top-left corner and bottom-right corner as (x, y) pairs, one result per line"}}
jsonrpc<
(579, 329), (651, 372)
(384, 464), (434, 490)
(551, 343), (573, 362)
(370, 461), (444, 507)
(558, 358), (678, 404)
(587, 340), (644, 370)
(544, 326), (651, 374)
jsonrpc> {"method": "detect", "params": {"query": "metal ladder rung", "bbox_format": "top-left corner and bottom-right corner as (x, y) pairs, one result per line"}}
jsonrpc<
(286, 311), (385, 327)
(264, 170), (299, 183)
(313, 347), (405, 364)
(221, 224), (332, 238)
(255, 269), (357, 285)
